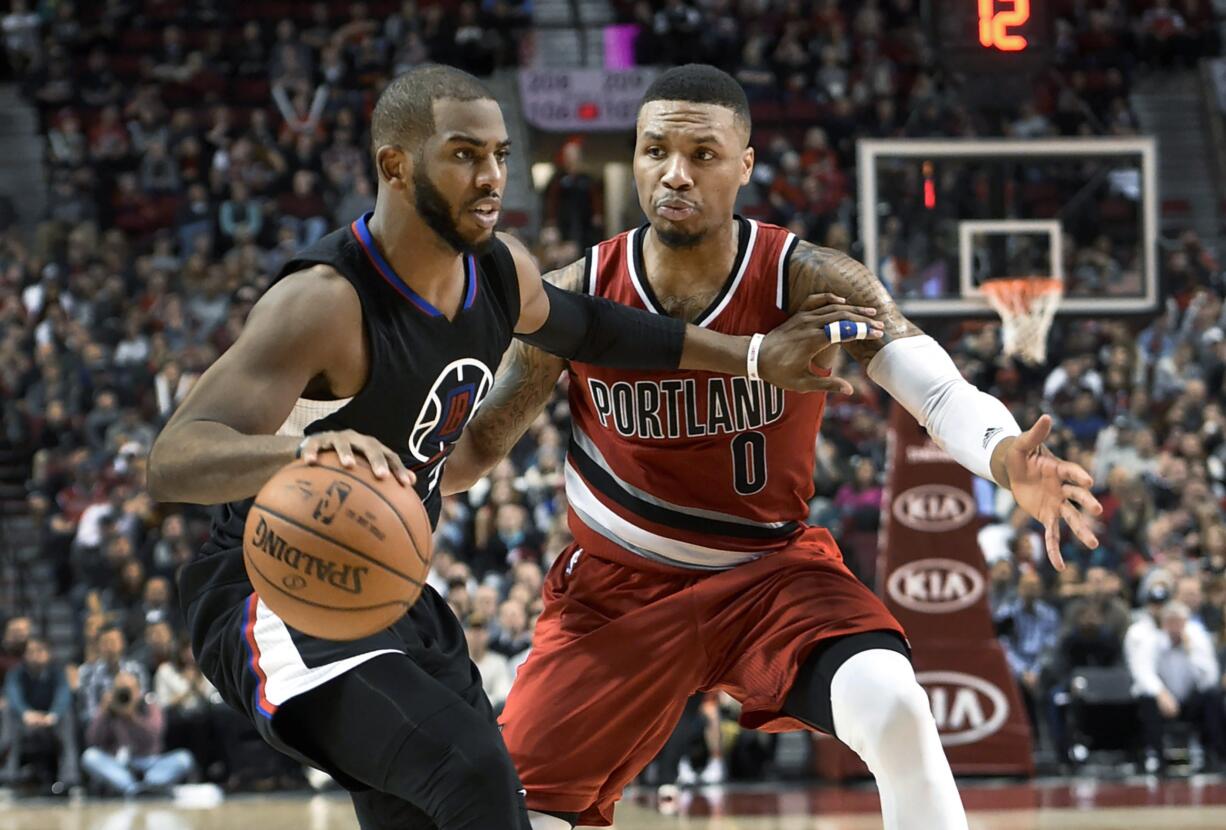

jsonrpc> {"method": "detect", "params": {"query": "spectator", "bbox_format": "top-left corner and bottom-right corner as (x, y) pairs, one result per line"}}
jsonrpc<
(542, 139), (603, 249)
(1062, 566), (1131, 640)
(276, 170), (330, 247)
(465, 615), (513, 710)
(1129, 599), (1226, 772)
(995, 569), (1060, 736)
(155, 641), (222, 781)
(81, 671), (193, 796)
(0, 616), (31, 683)
(978, 505), (1043, 567)
(217, 182), (264, 248)
(490, 599), (532, 661)
(78, 626), (148, 723)
(2, 638), (79, 788)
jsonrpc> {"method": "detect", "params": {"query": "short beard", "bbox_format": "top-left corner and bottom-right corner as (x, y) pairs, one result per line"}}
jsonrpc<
(655, 225), (706, 249)
(413, 164), (493, 256)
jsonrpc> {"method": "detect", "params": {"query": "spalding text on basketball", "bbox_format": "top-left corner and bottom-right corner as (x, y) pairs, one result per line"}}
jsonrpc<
(250, 516), (368, 595)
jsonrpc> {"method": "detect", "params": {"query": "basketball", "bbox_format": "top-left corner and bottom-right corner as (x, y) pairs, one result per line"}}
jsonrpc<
(242, 452), (431, 641)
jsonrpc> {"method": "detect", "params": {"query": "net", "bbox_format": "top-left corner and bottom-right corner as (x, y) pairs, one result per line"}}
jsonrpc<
(980, 278), (1064, 365)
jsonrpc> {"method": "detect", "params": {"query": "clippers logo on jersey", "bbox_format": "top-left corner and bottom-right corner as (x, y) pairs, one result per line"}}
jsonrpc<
(586, 377), (786, 439)
(409, 359), (494, 463)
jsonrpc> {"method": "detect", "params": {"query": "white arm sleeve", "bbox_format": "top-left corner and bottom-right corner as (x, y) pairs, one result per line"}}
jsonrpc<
(866, 335), (1021, 484)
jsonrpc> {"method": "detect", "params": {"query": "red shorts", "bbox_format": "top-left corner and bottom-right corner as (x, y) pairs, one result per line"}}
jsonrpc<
(498, 526), (904, 825)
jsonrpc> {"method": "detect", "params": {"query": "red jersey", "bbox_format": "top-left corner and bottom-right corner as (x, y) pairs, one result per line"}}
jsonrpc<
(565, 218), (826, 570)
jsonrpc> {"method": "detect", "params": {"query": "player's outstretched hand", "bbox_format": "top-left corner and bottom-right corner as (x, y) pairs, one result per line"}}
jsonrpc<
(300, 429), (416, 487)
(758, 293), (884, 394)
(1000, 414), (1102, 571)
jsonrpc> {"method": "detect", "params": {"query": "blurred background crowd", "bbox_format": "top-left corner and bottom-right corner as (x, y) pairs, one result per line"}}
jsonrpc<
(1, 0), (1226, 799)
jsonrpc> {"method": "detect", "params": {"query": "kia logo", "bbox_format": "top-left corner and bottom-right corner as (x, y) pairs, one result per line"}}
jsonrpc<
(887, 558), (985, 614)
(892, 485), (976, 532)
(916, 671), (1009, 747)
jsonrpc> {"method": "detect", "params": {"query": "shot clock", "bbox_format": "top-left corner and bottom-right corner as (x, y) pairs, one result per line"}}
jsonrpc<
(929, 0), (1052, 73)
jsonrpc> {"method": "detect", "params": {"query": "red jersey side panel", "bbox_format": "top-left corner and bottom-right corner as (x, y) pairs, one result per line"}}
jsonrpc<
(565, 218), (823, 569)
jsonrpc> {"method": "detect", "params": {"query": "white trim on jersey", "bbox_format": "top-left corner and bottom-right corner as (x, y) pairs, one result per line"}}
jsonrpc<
(276, 398), (349, 438)
(624, 227), (656, 311)
(586, 244), (600, 295)
(250, 596), (401, 707)
(776, 231), (797, 310)
(695, 219), (759, 329)
(571, 423), (793, 529)
(564, 462), (766, 570)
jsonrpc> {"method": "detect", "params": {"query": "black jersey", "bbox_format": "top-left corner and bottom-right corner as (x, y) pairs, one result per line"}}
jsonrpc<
(179, 212), (521, 611)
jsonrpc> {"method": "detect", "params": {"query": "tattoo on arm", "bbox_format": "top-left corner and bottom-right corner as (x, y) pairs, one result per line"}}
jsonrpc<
(462, 259), (587, 465)
(787, 241), (923, 366)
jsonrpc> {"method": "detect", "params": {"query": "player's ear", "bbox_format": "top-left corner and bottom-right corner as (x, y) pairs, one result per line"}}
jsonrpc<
(740, 145), (755, 187)
(376, 145), (410, 190)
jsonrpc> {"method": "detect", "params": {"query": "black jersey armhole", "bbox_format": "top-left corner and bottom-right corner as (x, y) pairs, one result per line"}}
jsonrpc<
(479, 237), (522, 327)
(778, 233), (800, 312)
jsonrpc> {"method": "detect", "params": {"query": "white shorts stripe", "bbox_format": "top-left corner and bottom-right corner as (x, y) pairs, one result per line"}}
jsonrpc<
(250, 597), (402, 707)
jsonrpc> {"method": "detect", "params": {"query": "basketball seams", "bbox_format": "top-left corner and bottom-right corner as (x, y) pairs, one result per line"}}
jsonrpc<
(243, 552), (413, 613)
(310, 462), (430, 566)
(250, 501), (424, 587)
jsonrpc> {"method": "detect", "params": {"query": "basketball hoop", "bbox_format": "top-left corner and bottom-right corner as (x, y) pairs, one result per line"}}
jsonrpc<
(980, 278), (1063, 365)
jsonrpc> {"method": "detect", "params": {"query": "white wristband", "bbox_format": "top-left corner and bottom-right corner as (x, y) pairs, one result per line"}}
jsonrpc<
(746, 333), (766, 382)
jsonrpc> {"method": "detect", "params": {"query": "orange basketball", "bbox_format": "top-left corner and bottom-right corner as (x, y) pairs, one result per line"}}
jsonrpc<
(243, 451), (431, 641)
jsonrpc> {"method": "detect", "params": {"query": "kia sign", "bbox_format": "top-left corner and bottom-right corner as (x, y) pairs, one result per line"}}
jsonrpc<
(878, 406), (1035, 776)
(519, 69), (659, 132)
(916, 671), (1010, 747)
(891, 484), (976, 532)
(887, 558), (985, 614)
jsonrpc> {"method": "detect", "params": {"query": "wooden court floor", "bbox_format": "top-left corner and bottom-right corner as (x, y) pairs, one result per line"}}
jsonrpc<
(3, 780), (1226, 830)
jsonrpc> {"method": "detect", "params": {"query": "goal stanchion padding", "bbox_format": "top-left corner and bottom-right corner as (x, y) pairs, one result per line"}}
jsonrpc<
(980, 277), (1063, 365)
(812, 406), (1035, 780)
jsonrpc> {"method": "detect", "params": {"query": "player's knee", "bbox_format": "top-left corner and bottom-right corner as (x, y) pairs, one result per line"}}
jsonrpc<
(833, 651), (932, 754)
(873, 678), (933, 747)
(450, 741), (519, 803)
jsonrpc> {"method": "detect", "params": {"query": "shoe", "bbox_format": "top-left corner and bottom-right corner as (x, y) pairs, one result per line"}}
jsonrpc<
(657, 783), (680, 815)
(699, 757), (725, 785)
(1143, 752), (1162, 776)
(676, 758), (697, 786)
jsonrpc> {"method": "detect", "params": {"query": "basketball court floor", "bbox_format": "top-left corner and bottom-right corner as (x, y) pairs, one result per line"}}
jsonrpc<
(4, 778), (1225, 830)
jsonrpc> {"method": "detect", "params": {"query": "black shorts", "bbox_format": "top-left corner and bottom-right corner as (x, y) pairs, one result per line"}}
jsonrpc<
(181, 549), (529, 829)
(182, 550), (475, 766)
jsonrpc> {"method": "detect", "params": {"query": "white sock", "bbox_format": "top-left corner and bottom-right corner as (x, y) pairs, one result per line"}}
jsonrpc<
(528, 811), (573, 830)
(830, 649), (969, 830)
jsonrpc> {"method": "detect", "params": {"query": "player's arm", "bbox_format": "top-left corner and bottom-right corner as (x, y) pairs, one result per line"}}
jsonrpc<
(440, 259), (580, 496)
(787, 241), (1102, 567)
(502, 233), (844, 392)
(147, 268), (410, 505)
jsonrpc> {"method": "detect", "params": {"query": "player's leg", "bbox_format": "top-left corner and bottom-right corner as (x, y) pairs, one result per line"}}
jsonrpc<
(782, 633), (968, 830)
(273, 652), (530, 830)
(701, 530), (968, 830)
(499, 546), (702, 827)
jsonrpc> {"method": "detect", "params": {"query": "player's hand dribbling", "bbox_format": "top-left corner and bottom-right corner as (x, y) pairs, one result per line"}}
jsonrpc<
(758, 293), (884, 394)
(300, 429), (416, 487)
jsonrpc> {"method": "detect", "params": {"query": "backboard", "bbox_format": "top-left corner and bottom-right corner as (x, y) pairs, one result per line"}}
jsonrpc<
(856, 138), (1159, 317)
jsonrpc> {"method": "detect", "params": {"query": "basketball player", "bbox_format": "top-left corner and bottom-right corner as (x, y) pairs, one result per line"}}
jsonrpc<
(148, 66), (848, 830)
(445, 65), (1104, 830)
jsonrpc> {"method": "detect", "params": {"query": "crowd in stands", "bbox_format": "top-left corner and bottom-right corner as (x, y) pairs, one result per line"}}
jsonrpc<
(1, 0), (1226, 798)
